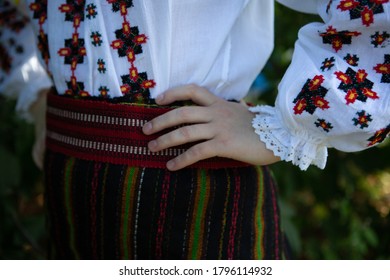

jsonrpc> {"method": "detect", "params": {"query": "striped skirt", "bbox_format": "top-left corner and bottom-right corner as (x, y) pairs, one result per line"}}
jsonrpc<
(43, 93), (287, 260)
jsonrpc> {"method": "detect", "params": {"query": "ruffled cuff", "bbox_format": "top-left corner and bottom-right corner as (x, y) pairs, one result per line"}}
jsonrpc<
(249, 105), (328, 170)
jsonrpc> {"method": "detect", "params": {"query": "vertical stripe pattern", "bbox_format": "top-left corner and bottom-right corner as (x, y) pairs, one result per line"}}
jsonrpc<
(44, 149), (285, 260)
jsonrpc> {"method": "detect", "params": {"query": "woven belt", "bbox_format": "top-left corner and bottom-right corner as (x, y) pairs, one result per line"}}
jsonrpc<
(46, 93), (250, 169)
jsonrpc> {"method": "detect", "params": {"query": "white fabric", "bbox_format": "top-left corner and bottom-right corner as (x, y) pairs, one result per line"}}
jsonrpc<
(1, 0), (389, 170)
(0, 1), (52, 121)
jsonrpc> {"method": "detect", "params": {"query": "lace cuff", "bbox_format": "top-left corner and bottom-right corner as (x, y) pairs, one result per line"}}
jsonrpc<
(249, 105), (328, 170)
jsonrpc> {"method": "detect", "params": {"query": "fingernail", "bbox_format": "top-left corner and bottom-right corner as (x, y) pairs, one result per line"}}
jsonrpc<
(143, 122), (152, 133)
(167, 160), (175, 170)
(148, 140), (157, 150)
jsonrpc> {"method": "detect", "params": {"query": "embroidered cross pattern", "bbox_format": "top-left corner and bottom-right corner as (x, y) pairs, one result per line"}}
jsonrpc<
(58, 0), (89, 96)
(107, 0), (155, 102)
(86, 3), (97, 19)
(59, 38), (86, 65)
(337, 0), (389, 27)
(320, 26), (361, 52)
(97, 58), (106, 73)
(344, 53), (360, 66)
(98, 86), (110, 97)
(374, 54), (390, 83)
(59, 0), (85, 23)
(371, 31), (390, 47)
(91, 31), (103, 46)
(315, 119), (334, 132)
(29, 0), (50, 67)
(353, 110), (372, 129)
(293, 75), (330, 115)
(335, 67), (379, 104)
(321, 57), (335, 71)
(368, 124), (390, 146)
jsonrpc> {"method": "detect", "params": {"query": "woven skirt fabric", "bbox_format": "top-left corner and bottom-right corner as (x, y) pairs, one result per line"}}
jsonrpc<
(43, 92), (287, 260)
(44, 149), (285, 260)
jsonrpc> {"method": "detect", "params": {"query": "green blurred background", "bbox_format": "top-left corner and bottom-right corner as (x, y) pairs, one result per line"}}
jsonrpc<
(0, 3), (389, 259)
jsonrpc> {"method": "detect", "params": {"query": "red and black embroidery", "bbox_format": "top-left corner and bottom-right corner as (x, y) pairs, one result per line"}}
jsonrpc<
(107, 0), (156, 103)
(373, 54), (390, 83)
(59, 0), (85, 22)
(29, 0), (50, 68)
(293, 75), (330, 115)
(320, 26), (361, 52)
(344, 53), (360, 66)
(315, 119), (334, 132)
(58, 0), (89, 96)
(86, 3), (97, 19)
(337, 0), (389, 27)
(97, 58), (106, 73)
(98, 86), (110, 97)
(353, 110), (372, 128)
(91, 31), (103, 47)
(335, 67), (379, 104)
(367, 124), (390, 146)
(321, 57), (336, 71)
(371, 31), (390, 47)
(58, 38), (86, 65)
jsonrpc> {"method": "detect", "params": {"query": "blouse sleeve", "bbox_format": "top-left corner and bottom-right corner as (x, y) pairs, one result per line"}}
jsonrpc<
(250, 0), (390, 170)
(0, 0), (52, 121)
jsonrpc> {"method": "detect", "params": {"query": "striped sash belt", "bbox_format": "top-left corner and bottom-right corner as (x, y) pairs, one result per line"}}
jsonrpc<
(46, 93), (250, 169)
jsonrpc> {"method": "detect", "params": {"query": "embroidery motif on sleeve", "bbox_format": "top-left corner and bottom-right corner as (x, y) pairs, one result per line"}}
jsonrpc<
(107, 0), (156, 103)
(293, 75), (330, 115)
(90, 31), (103, 47)
(353, 110), (372, 129)
(344, 53), (360, 66)
(315, 119), (334, 132)
(337, 0), (389, 27)
(97, 58), (106, 73)
(29, 0), (50, 68)
(58, 0), (89, 96)
(335, 68), (379, 104)
(367, 124), (390, 146)
(320, 26), (361, 52)
(85, 3), (97, 19)
(98, 86), (109, 98)
(371, 31), (390, 47)
(374, 54), (390, 83)
(321, 57), (336, 71)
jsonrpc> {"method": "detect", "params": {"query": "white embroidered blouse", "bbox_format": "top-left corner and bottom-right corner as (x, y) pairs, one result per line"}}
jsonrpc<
(0, 0), (389, 170)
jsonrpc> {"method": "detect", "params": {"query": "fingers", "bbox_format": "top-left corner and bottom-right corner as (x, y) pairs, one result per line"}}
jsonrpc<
(155, 84), (219, 106)
(148, 123), (214, 152)
(143, 106), (211, 135)
(166, 140), (219, 171)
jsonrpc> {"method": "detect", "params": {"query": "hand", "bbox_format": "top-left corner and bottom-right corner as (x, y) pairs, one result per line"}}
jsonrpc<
(142, 84), (280, 171)
(30, 88), (49, 170)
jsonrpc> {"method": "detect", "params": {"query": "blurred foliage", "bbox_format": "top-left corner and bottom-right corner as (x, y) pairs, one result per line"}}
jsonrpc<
(0, 97), (46, 259)
(0, 2), (389, 260)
